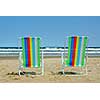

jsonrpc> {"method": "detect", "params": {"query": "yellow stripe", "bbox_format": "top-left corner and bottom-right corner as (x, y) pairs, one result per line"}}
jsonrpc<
(74, 37), (79, 66)
(30, 37), (33, 67)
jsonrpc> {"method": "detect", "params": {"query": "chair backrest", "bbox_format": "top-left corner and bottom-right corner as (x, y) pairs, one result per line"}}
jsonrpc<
(66, 36), (88, 67)
(21, 37), (41, 68)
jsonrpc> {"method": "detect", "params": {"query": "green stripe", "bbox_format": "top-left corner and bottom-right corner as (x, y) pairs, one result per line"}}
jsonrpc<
(22, 38), (26, 68)
(37, 38), (40, 67)
(66, 37), (71, 66)
(81, 37), (88, 67)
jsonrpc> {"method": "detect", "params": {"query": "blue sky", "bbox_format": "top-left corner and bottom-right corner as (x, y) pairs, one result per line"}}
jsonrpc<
(0, 16), (100, 47)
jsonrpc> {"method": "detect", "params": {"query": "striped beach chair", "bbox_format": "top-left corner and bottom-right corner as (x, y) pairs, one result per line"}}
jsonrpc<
(61, 36), (88, 76)
(18, 37), (44, 76)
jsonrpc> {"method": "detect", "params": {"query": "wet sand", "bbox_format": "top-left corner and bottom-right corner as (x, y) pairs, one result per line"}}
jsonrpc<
(0, 56), (100, 83)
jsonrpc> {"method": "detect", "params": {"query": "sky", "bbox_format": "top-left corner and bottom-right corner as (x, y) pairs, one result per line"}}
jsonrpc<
(0, 16), (100, 47)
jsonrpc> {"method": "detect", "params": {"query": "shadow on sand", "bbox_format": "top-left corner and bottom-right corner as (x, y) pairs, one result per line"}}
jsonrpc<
(57, 71), (79, 75)
(7, 71), (37, 75)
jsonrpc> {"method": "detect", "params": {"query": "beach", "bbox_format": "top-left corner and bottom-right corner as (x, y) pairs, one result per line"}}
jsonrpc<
(0, 56), (100, 83)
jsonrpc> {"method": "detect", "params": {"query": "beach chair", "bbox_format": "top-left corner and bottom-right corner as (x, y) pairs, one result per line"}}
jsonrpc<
(18, 37), (44, 76)
(61, 36), (88, 76)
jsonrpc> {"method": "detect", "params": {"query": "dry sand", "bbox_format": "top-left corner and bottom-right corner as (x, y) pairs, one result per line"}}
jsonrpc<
(0, 56), (100, 83)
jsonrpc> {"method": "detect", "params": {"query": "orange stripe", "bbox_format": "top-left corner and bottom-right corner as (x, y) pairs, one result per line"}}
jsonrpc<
(74, 37), (79, 66)
(72, 36), (77, 67)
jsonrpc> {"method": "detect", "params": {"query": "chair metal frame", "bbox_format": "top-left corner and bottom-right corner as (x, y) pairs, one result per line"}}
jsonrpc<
(61, 36), (88, 76)
(18, 37), (44, 76)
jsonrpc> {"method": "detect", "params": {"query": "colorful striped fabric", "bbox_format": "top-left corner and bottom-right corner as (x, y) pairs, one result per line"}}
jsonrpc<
(66, 36), (88, 67)
(22, 37), (41, 68)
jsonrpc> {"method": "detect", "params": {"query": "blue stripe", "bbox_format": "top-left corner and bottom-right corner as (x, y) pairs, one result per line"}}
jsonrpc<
(77, 37), (82, 66)
(35, 38), (38, 67)
(32, 38), (36, 67)
(69, 37), (74, 66)
(24, 38), (28, 67)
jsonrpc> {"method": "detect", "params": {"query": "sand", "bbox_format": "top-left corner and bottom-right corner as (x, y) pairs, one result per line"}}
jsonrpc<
(0, 56), (100, 83)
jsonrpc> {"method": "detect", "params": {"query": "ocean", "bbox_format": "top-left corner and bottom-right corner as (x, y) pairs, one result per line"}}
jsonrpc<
(0, 47), (100, 57)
